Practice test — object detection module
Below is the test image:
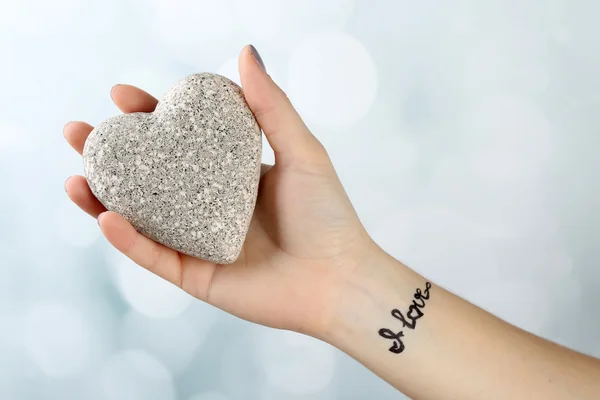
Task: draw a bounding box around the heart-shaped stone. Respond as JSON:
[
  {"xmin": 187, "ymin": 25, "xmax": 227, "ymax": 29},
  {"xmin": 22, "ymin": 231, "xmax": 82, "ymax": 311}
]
[{"xmin": 83, "ymin": 73, "xmax": 262, "ymax": 264}]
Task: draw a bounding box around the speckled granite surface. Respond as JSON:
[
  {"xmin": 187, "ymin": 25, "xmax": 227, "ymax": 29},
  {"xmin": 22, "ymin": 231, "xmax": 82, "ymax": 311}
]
[{"xmin": 83, "ymin": 73, "xmax": 262, "ymax": 264}]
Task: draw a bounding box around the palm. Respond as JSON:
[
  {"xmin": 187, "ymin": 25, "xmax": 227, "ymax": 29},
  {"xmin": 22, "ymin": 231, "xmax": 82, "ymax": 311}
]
[{"xmin": 185, "ymin": 163, "xmax": 362, "ymax": 331}]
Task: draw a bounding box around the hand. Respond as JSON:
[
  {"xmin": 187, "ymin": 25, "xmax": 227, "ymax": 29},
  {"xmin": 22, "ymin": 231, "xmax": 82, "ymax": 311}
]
[
  {"xmin": 64, "ymin": 45, "xmax": 374, "ymax": 337},
  {"xmin": 63, "ymin": 46, "xmax": 600, "ymax": 400}
]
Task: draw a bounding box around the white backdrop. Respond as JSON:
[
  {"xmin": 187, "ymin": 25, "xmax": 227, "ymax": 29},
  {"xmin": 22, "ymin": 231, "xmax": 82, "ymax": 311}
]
[{"xmin": 1, "ymin": 0, "xmax": 599, "ymax": 399}]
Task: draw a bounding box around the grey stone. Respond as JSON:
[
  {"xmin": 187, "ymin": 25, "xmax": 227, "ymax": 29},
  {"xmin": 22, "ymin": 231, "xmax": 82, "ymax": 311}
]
[{"xmin": 83, "ymin": 73, "xmax": 262, "ymax": 264}]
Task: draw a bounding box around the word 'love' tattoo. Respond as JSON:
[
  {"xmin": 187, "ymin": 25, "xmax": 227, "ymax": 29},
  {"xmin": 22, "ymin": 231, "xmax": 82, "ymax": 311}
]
[{"xmin": 378, "ymin": 282, "xmax": 432, "ymax": 354}]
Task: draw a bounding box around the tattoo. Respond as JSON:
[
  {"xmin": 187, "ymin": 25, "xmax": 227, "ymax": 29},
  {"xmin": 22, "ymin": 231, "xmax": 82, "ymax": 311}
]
[
  {"xmin": 378, "ymin": 329, "xmax": 405, "ymax": 353},
  {"xmin": 378, "ymin": 282, "xmax": 432, "ymax": 354}
]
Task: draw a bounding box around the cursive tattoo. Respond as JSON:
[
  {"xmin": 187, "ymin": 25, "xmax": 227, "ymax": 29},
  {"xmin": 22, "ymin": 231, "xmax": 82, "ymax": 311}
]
[
  {"xmin": 378, "ymin": 282, "xmax": 432, "ymax": 354},
  {"xmin": 378, "ymin": 329, "xmax": 405, "ymax": 353}
]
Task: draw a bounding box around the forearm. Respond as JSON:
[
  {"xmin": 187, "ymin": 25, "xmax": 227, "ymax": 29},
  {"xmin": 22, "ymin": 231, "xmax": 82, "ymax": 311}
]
[{"xmin": 321, "ymin": 247, "xmax": 600, "ymax": 400}]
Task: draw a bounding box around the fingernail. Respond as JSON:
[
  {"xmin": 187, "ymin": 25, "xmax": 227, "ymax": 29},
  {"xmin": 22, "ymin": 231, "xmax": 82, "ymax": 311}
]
[
  {"xmin": 64, "ymin": 176, "xmax": 71, "ymax": 193},
  {"xmin": 249, "ymin": 45, "xmax": 266, "ymax": 72},
  {"xmin": 97, "ymin": 211, "xmax": 106, "ymax": 226}
]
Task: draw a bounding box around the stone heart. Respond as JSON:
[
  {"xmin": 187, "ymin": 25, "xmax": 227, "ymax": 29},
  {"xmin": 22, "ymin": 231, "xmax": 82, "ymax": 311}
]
[{"xmin": 83, "ymin": 73, "xmax": 262, "ymax": 264}]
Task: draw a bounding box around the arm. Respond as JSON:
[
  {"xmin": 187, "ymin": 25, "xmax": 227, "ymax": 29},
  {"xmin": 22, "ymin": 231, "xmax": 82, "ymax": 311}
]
[
  {"xmin": 323, "ymin": 247, "xmax": 600, "ymax": 400},
  {"xmin": 64, "ymin": 44, "xmax": 600, "ymax": 400}
]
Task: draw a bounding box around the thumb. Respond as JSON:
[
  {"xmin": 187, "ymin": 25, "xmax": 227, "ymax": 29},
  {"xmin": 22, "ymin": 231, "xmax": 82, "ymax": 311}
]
[{"xmin": 238, "ymin": 45, "xmax": 323, "ymax": 167}]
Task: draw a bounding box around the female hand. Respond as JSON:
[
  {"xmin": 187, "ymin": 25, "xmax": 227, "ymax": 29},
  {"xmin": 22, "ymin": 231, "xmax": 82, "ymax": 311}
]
[
  {"xmin": 64, "ymin": 45, "xmax": 600, "ymax": 400},
  {"xmin": 64, "ymin": 45, "xmax": 373, "ymax": 338}
]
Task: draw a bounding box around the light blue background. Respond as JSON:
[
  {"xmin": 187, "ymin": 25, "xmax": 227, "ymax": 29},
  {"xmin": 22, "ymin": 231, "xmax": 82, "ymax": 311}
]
[{"xmin": 1, "ymin": 0, "xmax": 599, "ymax": 399}]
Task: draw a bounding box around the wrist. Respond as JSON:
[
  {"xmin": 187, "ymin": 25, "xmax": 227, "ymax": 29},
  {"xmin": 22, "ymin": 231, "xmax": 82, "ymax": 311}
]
[{"xmin": 316, "ymin": 242, "xmax": 423, "ymax": 348}]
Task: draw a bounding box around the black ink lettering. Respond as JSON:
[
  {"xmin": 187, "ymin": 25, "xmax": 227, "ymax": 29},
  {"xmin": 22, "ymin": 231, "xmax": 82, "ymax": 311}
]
[
  {"xmin": 423, "ymin": 282, "xmax": 431, "ymax": 298},
  {"xmin": 412, "ymin": 293, "xmax": 426, "ymax": 308},
  {"xmin": 391, "ymin": 308, "xmax": 417, "ymax": 329},
  {"xmin": 407, "ymin": 301, "xmax": 424, "ymax": 321},
  {"xmin": 378, "ymin": 329, "xmax": 405, "ymax": 354},
  {"xmin": 378, "ymin": 281, "xmax": 432, "ymax": 354}
]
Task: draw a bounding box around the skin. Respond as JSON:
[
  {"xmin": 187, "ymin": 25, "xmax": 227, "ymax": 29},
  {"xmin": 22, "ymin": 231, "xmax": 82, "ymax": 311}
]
[
  {"xmin": 65, "ymin": 46, "xmax": 600, "ymax": 399},
  {"xmin": 65, "ymin": 46, "xmax": 373, "ymax": 337}
]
